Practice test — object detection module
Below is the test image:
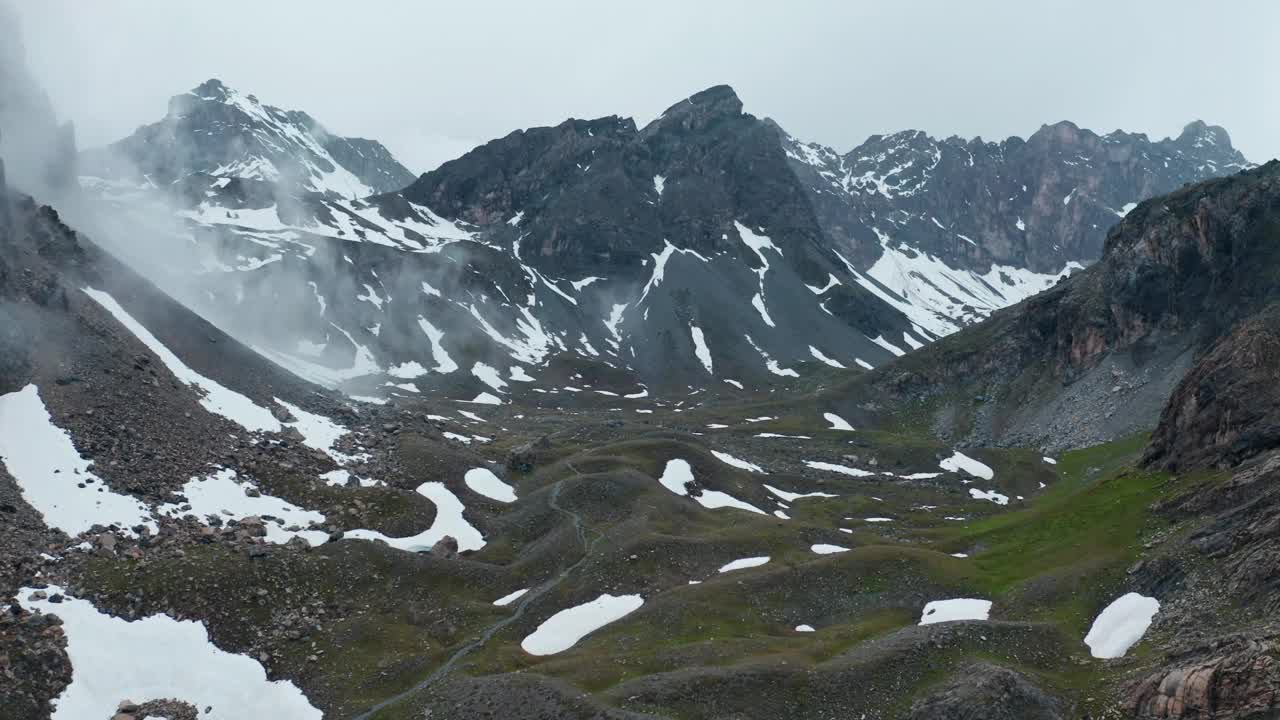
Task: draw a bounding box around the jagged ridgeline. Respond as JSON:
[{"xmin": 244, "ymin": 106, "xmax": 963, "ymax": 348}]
[{"xmin": 72, "ymin": 81, "xmax": 1247, "ymax": 402}]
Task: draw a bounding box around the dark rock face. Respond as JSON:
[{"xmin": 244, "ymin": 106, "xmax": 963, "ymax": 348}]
[
  {"xmin": 786, "ymin": 119, "xmax": 1251, "ymax": 275},
  {"xmin": 403, "ymin": 83, "xmax": 815, "ymax": 282},
  {"xmin": 1118, "ymin": 450, "xmax": 1280, "ymax": 719},
  {"xmin": 0, "ymin": 305, "xmax": 32, "ymax": 395},
  {"xmin": 853, "ymin": 161, "xmax": 1280, "ymax": 450},
  {"xmin": 907, "ymin": 662, "xmax": 1065, "ymax": 720},
  {"xmin": 80, "ymin": 79, "xmax": 414, "ymax": 197},
  {"xmin": 1145, "ymin": 306, "xmax": 1280, "ymax": 470}
]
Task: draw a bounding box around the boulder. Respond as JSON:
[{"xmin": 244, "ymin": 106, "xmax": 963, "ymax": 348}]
[
  {"xmin": 431, "ymin": 535, "xmax": 458, "ymax": 559},
  {"xmin": 507, "ymin": 435, "xmax": 552, "ymax": 473}
]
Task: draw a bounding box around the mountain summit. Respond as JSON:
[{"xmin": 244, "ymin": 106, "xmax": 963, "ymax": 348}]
[{"xmin": 80, "ymin": 79, "xmax": 415, "ymax": 198}]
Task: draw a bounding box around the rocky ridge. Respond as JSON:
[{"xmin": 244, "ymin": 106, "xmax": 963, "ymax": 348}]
[
  {"xmin": 842, "ymin": 161, "xmax": 1280, "ymax": 451},
  {"xmin": 64, "ymin": 77, "xmax": 1249, "ymax": 393}
]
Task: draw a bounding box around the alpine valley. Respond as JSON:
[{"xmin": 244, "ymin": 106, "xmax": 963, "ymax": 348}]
[{"xmin": 2, "ymin": 11, "xmax": 1279, "ymax": 720}]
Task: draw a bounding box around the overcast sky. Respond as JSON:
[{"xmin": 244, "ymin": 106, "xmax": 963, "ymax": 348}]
[{"xmin": 12, "ymin": 1, "xmax": 1279, "ymax": 174}]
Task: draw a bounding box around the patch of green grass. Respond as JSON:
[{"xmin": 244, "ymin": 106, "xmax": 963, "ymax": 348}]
[{"xmin": 926, "ymin": 433, "xmax": 1208, "ymax": 636}]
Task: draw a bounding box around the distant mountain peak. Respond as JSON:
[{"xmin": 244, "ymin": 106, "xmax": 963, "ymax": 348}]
[
  {"xmin": 91, "ymin": 80, "xmax": 416, "ymax": 198},
  {"xmin": 193, "ymin": 77, "xmax": 230, "ymax": 98},
  {"xmin": 651, "ymin": 84, "xmax": 745, "ymax": 132},
  {"xmin": 1176, "ymin": 119, "xmax": 1234, "ymax": 150}
]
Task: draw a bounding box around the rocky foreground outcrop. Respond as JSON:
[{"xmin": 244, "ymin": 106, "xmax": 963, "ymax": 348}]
[
  {"xmin": 1125, "ymin": 638, "xmax": 1279, "ymax": 719},
  {"xmin": 1145, "ymin": 305, "xmax": 1280, "ymax": 471}
]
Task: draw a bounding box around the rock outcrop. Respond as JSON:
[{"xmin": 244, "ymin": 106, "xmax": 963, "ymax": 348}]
[
  {"xmin": 0, "ymin": 603, "xmax": 72, "ymax": 720},
  {"xmin": 906, "ymin": 662, "xmax": 1066, "ymax": 720},
  {"xmin": 1125, "ymin": 639, "xmax": 1280, "ymax": 719},
  {"xmin": 844, "ymin": 161, "xmax": 1280, "ymax": 450},
  {"xmin": 1145, "ymin": 305, "xmax": 1280, "ymax": 470}
]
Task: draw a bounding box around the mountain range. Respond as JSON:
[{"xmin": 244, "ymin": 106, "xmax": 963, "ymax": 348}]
[{"xmin": 63, "ymin": 78, "xmax": 1248, "ymax": 403}]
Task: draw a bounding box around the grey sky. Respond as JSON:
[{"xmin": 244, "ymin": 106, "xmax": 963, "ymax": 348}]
[{"xmin": 12, "ymin": 0, "xmax": 1279, "ymax": 174}]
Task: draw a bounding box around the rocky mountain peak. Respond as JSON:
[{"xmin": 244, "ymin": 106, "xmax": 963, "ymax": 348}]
[
  {"xmin": 88, "ymin": 79, "xmax": 415, "ymax": 198},
  {"xmin": 1029, "ymin": 119, "xmax": 1086, "ymax": 144},
  {"xmin": 193, "ymin": 77, "xmax": 231, "ymax": 100},
  {"xmin": 168, "ymin": 77, "xmax": 239, "ymax": 116},
  {"xmin": 1175, "ymin": 119, "xmax": 1234, "ymax": 151},
  {"xmin": 649, "ymin": 84, "xmax": 745, "ymax": 133}
]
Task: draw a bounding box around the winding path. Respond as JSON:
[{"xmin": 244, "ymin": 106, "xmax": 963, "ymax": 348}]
[{"xmin": 352, "ymin": 465, "xmax": 599, "ymax": 720}]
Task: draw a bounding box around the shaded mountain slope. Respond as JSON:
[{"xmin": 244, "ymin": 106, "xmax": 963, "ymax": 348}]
[{"xmin": 830, "ymin": 161, "xmax": 1280, "ymax": 451}]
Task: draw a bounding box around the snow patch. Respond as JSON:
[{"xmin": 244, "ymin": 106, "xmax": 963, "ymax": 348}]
[
  {"xmin": 939, "ymin": 451, "xmax": 994, "ymax": 480},
  {"xmin": 656, "ymin": 459, "xmax": 766, "ymax": 515},
  {"xmin": 718, "ymin": 556, "xmax": 770, "ymax": 573},
  {"xmin": 805, "ymin": 273, "xmax": 841, "ymax": 295},
  {"xmin": 0, "ymin": 385, "xmax": 156, "ymax": 537},
  {"xmin": 690, "ymin": 325, "xmax": 713, "ymax": 373},
  {"xmin": 388, "ymin": 361, "xmax": 429, "ymax": 379},
  {"xmin": 765, "ymin": 484, "xmax": 837, "ymax": 502},
  {"xmin": 968, "ymin": 488, "xmax": 1009, "ymax": 505},
  {"xmin": 919, "ymin": 598, "xmax": 992, "ymax": 625},
  {"xmin": 823, "ymin": 413, "xmax": 855, "ymax": 431},
  {"xmin": 494, "ymin": 588, "xmax": 529, "ymax": 607},
  {"xmin": 464, "ymin": 468, "xmax": 516, "ymax": 503},
  {"xmin": 19, "ymin": 586, "xmax": 322, "ymax": 720},
  {"xmin": 804, "ymin": 460, "xmax": 874, "ymax": 478},
  {"xmin": 711, "ymin": 450, "xmax": 764, "ymax": 473},
  {"xmin": 417, "ymin": 316, "xmax": 459, "ymax": 373},
  {"xmin": 1084, "ymin": 593, "xmax": 1159, "ymax": 659},
  {"xmin": 521, "ymin": 594, "xmax": 644, "ymax": 656},
  {"xmin": 160, "ymin": 469, "xmax": 327, "ymax": 546},
  {"xmin": 472, "ymin": 362, "xmax": 508, "ymax": 392},
  {"xmin": 809, "ymin": 346, "xmax": 845, "ymax": 368},
  {"xmin": 345, "ymin": 481, "xmax": 485, "ymax": 552}
]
